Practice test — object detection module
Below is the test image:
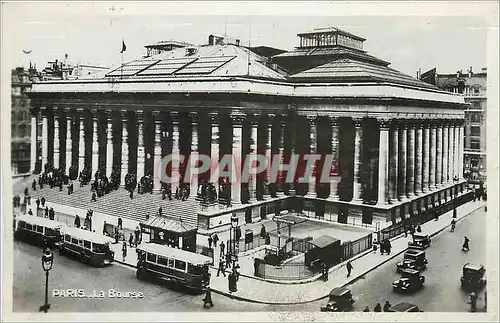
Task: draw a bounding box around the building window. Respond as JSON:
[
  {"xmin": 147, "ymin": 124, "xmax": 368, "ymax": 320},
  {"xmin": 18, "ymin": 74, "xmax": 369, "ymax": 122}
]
[
  {"xmin": 470, "ymin": 139, "xmax": 480, "ymax": 150},
  {"xmin": 470, "ymin": 113, "xmax": 481, "ymax": 124},
  {"xmin": 470, "ymin": 126, "xmax": 481, "ymax": 137}
]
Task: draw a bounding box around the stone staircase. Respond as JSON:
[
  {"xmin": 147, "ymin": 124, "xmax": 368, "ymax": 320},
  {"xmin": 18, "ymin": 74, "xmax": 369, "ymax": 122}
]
[{"xmin": 28, "ymin": 183, "xmax": 199, "ymax": 227}]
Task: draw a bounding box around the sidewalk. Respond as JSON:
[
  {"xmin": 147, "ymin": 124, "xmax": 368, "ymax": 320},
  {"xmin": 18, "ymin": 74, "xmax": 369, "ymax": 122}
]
[{"xmin": 109, "ymin": 199, "xmax": 485, "ymax": 304}]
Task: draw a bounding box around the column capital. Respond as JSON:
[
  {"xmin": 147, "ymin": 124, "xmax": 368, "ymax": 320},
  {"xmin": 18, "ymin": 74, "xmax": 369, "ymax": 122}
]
[
  {"xmin": 266, "ymin": 113, "xmax": 276, "ymax": 124},
  {"xmin": 209, "ymin": 112, "xmax": 219, "ymax": 124},
  {"xmin": 306, "ymin": 115, "xmax": 318, "ymax": 125},
  {"xmin": 170, "ymin": 111, "xmax": 180, "ymax": 124},
  {"xmin": 246, "ymin": 113, "xmax": 260, "ymax": 125},
  {"xmin": 136, "ymin": 110, "xmax": 144, "ymax": 120},
  {"xmin": 352, "ymin": 117, "xmax": 364, "ymax": 127},
  {"xmin": 229, "ymin": 112, "xmax": 246, "ymax": 125},
  {"xmin": 414, "ymin": 120, "xmax": 423, "ymax": 129},
  {"xmin": 120, "ymin": 110, "xmax": 129, "ymax": 121},
  {"xmin": 329, "ymin": 116, "xmax": 339, "ymax": 126},
  {"xmin": 189, "ymin": 111, "xmax": 199, "ymax": 124},
  {"xmin": 376, "ymin": 117, "xmax": 392, "ymax": 129}
]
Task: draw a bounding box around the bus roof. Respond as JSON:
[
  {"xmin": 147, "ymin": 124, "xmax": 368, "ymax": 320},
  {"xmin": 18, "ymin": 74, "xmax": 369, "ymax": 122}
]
[
  {"xmin": 62, "ymin": 226, "xmax": 114, "ymax": 244},
  {"xmin": 17, "ymin": 215, "xmax": 65, "ymax": 230},
  {"xmin": 137, "ymin": 243, "xmax": 212, "ymax": 265}
]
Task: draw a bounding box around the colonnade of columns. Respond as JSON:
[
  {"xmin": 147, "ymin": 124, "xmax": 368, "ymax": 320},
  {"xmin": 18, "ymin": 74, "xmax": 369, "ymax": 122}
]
[{"xmin": 31, "ymin": 107, "xmax": 465, "ymax": 206}]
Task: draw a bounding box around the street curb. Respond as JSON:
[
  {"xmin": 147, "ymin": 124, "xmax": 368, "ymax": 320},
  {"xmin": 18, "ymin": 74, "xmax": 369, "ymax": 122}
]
[
  {"xmin": 210, "ymin": 202, "xmax": 485, "ymax": 305},
  {"xmin": 114, "ymin": 259, "xmax": 137, "ymax": 269}
]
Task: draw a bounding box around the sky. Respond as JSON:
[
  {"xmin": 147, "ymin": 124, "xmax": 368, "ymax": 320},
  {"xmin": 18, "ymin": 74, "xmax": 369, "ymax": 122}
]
[{"xmin": 3, "ymin": 2, "xmax": 495, "ymax": 77}]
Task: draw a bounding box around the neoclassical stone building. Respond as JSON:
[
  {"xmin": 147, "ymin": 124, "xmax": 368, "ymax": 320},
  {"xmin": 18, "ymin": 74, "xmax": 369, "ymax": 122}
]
[{"xmin": 28, "ymin": 27, "xmax": 467, "ymax": 230}]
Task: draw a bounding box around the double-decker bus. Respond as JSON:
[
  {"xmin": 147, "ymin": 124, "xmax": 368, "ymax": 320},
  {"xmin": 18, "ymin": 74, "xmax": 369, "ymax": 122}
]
[
  {"xmin": 14, "ymin": 214, "xmax": 64, "ymax": 248},
  {"xmin": 59, "ymin": 226, "xmax": 114, "ymax": 266},
  {"xmin": 136, "ymin": 243, "xmax": 211, "ymax": 292}
]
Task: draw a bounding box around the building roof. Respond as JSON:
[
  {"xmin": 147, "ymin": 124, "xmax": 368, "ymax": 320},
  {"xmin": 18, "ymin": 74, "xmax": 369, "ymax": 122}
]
[
  {"xmin": 297, "ymin": 26, "xmax": 366, "ymax": 41},
  {"xmin": 105, "ymin": 44, "xmax": 287, "ymax": 81},
  {"xmin": 141, "ymin": 215, "xmax": 197, "ymax": 233},
  {"xmin": 137, "ymin": 242, "xmax": 212, "ymax": 265},
  {"xmin": 145, "ymin": 40, "xmax": 194, "ymax": 48},
  {"xmin": 289, "ymin": 58, "xmax": 438, "ymax": 90},
  {"xmin": 309, "ymin": 235, "xmax": 339, "ymax": 248}
]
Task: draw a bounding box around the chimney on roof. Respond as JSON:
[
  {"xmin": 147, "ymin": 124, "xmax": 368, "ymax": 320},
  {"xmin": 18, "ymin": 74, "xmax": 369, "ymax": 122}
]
[{"xmin": 468, "ymin": 66, "xmax": 473, "ymax": 77}]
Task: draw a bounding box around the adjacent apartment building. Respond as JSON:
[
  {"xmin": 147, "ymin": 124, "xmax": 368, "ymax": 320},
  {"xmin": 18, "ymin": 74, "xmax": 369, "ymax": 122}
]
[{"xmin": 420, "ymin": 67, "xmax": 487, "ymax": 183}]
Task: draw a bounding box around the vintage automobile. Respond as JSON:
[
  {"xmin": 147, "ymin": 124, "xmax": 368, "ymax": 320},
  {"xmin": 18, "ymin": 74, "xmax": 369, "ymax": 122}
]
[
  {"xmin": 320, "ymin": 287, "xmax": 355, "ymax": 312},
  {"xmin": 396, "ymin": 249, "xmax": 428, "ymax": 273},
  {"xmin": 460, "ymin": 263, "xmax": 486, "ymax": 291},
  {"xmin": 408, "ymin": 234, "xmax": 431, "ymax": 249},
  {"xmin": 393, "ymin": 268, "xmax": 425, "ymax": 293},
  {"xmin": 387, "ymin": 302, "xmax": 424, "ymax": 312}
]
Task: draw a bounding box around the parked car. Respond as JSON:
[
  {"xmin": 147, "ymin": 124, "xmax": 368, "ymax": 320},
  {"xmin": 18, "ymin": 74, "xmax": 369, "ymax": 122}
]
[
  {"xmin": 461, "ymin": 263, "xmax": 486, "ymax": 291},
  {"xmin": 408, "ymin": 234, "xmax": 431, "ymax": 249},
  {"xmin": 387, "ymin": 302, "xmax": 424, "ymax": 312},
  {"xmin": 396, "ymin": 249, "xmax": 428, "ymax": 273},
  {"xmin": 320, "ymin": 287, "xmax": 355, "ymax": 312},
  {"xmin": 393, "ymin": 268, "xmax": 425, "ymax": 293}
]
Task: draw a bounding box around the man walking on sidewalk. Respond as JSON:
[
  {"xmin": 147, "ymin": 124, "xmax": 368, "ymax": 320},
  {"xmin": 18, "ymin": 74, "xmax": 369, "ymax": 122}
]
[
  {"xmin": 346, "ymin": 260, "xmax": 353, "ymax": 278},
  {"xmin": 217, "ymin": 259, "xmax": 226, "ymax": 277},
  {"xmin": 213, "ymin": 234, "xmax": 219, "ymax": 247},
  {"xmin": 220, "ymin": 241, "xmax": 225, "ymax": 257},
  {"xmin": 208, "ymin": 236, "xmax": 213, "ymax": 249},
  {"xmin": 122, "ymin": 241, "xmax": 127, "ymax": 262}
]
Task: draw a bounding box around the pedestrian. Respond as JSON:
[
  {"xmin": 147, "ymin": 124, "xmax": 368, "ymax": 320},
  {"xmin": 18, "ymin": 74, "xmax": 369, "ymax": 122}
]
[
  {"xmin": 228, "ymin": 272, "xmax": 237, "ymax": 293},
  {"xmin": 385, "ymin": 239, "xmax": 391, "ymax": 255},
  {"xmin": 32, "ymin": 179, "xmax": 37, "ymax": 191},
  {"xmin": 374, "ymin": 303, "xmax": 382, "ymax": 312},
  {"xmin": 118, "ymin": 217, "xmax": 123, "ymax": 230},
  {"xmin": 217, "ymin": 259, "xmax": 226, "ymax": 277},
  {"xmin": 416, "ymin": 225, "xmax": 422, "ymax": 233},
  {"xmin": 380, "ymin": 239, "xmax": 386, "ymax": 255},
  {"xmin": 363, "ymin": 305, "xmax": 370, "ymax": 312},
  {"xmin": 115, "ymin": 227, "xmax": 120, "ymax": 244},
  {"xmin": 39, "ymin": 196, "xmax": 44, "ymax": 206},
  {"xmin": 145, "ymin": 212, "xmax": 150, "ymax": 221},
  {"xmin": 24, "ymin": 187, "xmax": 29, "ymax": 196},
  {"xmin": 36, "ymin": 198, "xmax": 40, "ymax": 209},
  {"xmin": 158, "ymin": 206, "xmax": 162, "ymax": 216},
  {"xmin": 208, "ymin": 236, "xmax": 213, "ymax": 249},
  {"xmin": 91, "ymin": 191, "xmax": 97, "ymax": 202},
  {"xmin": 103, "ymin": 221, "xmax": 107, "ymax": 235},
  {"xmin": 122, "ymin": 241, "xmax": 127, "ymax": 261},
  {"xmin": 203, "ymin": 287, "xmax": 214, "ymax": 308},
  {"xmin": 220, "ymin": 241, "xmax": 225, "ymax": 257},
  {"xmin": 49, "ymin": 208, "xmax": 55, "ymax": 220},
  {"xmin": 383, "ymin": 300, "xmax": 391, "ymax": 312},
  {"xmin": 260, "ymin": 224, "xmax": 267, "ymax": 239},
  {"xmin": 225, "ymin": 252, "xmax": 232, "ymax": 269},
  {"xmin": 434, "ymin": 210, "xmax": 439, "ymax": 221},
  {"xmin": 451, "ymin": 219, "xmax": 456, "ymax": 232},
  {"xmin": 27, "ymin": 195, "xmax": 31, "ymax": 205},
  {"xmin": 129, "ymin": 190, "xmax": 134, "ymax": 199},
  {"xmin": 135, "ymin": 226, "xmax": 141, "ymax": 246},
  {"xmin": 28, "ymin": 209, "xmax": 33, "ymax": 216},
  {"xmin": 129, "ymin": 233, "xmax": 134, "ymax": 247},
  {"xmin": 45, "ymin": 206, "xmax": 49, "ymax": 218},
  {"xmin": 265, "ymin": 233, "xmax": 271, "ymax": 245},
  {"xmin": 74, "ymin": 215, "xmax": 81, "ymax": 228},
  {"xmin": 404, "ymin": 225, "xmax": 408, "ymax": 238},
  {"xmin": 213, "ymin": 233, "xmax": 219, "ymax": 247},
  {"xmin": 346, "ymin": 260, "xmax": 353, "ymax": 278},
  {"xmin": 463, "ymin": 236, "xmax": 470, "ymax": 251}
]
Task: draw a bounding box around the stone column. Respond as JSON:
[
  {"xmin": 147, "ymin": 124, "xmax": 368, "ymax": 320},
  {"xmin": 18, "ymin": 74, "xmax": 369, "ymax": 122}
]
[
  {"xmin": 328, "ymin": 116, "xmax": 340, "ymax": 200},
  {"xmin": 42, "ymin": 113, "xmax": 48, "ymax": 167},
  {"xmin": 454, "ymin": 122, "xmax": 460, "ymax": 178},
  {"xmin": 436, "ymin": 121, "xmax": 443, "ymax": 187},
  {"xmin": 306, "ymin": 116, "xmax": 317, "ymax": 197},
  {"xmin": 422, "ymin": 121, "xmax": 430, "ymax": 192},
  {"xmin": 276, "ymin": 116, "xmax": 286, "ymax": 196},
  {"xmin": 136, "ymin": 111, "xmax": 145, "ymax": 181},
  {"xmin": 397, "ymin": 121, "xmax": 407, "ymax": 200},
  {"xmin": 388, "ymin": 121, "xmax": 399, "ymax": 203},
  {"xmin": 30, "ymin": 114, "xmax": 37, "ymax": 172},
  {"xmin": 171, "ymin": 113, "xmax": 181, "ymax": 191},
  {"xmin": 406, "ymin": 121, "xmax": 415, "ymax": 197},
  {"xmin": 189, "ymin": 112, "xmax": 199, "ymax": 198},
  {"xmin": 120, "ymin": 112, "xmax": 129, "ymax": 186},
  {"xmin": 91, "ymin": 113, "xmax": 99, "ymax": 176},
  {"xmin": 231, "ymin": 113, "xmax": 244, "ymax": 205},
  {"xmin": 53, "ymin": 114, "xmax": 60, "ymax": 169},
  {"xmin": 209, "ymin": 113, "xmax": 219, "ymax": 187},
  {"xmin": 65, "ymin": 112, "xmax": 72, "ymax": 174},
  {"xmin": 248, "ymin": 114, "xmax": 258, "ymax": 202},
  {"xmin": 264, "ymin": 114, "xmax": 274, "ymax": 200},
  {"xmin": 377, "ymin": 118, "xmax": 390, "ymax": 204},
  {"xmin": 448, "ymin": 124, "xmax": 455, "ymax": 183},
  {"xmin": 458, "ymin": 121, "xmax": 464, "ymax": 179},
  {"xmin": 429, "ymin": 121, "xmax": 437, "ymax": 190},
  {"xmin": 153, "ymin": 113, "xmax": 162, "ymax": 191},
  {"xmin": 415, "ymin": 121, "xmax": 423, "ymax": 195},
  {"xmin": 78, "ymin": 112, "xmax": 85, "ymax": 172},
  {"xmin": 105, "ymin": 112, "xmax": 113, "ymax": 177},
  {"xmin": 442, "ymin": 121, "xmax": 449, "ymax": 184},
  {"xmin": 352, "ymin": 117, "xmax": 364, "ymax": 202}
]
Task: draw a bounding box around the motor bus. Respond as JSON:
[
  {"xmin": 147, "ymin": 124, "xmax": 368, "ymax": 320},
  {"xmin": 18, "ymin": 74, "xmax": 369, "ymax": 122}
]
[
  {"xmin": 14, "ymin": 214, "xmax": 64, "ymax": 248},
  {"xmin": 136, "ymin": 243, "xmax": 211, "ymax": 292},
  {"xmin": 59, "ymin": 226, "xmax": 114, "ymax": 266}
]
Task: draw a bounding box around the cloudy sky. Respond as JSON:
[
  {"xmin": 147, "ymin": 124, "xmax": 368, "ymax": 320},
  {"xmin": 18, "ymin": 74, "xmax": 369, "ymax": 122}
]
[{"xmin": 3, "ymin": 2, "xmax": 496, "ymax": 77}]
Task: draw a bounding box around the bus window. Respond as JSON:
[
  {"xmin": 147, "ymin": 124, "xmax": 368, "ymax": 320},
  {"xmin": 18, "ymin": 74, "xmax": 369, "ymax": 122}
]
[
  {"xmin": 78, "ymin": 240, "xmax": 84, "ymax": 246},
  {"xmin": 65, "ymin": 234, "xmax": 71, "ymax": 242},
  {"xmin": 36, "ymin": 225, "xmax": 44, "ymax": 233},
  {"xmin": 157, "ymin": 256, "xmax": 168, "ymax": 266},
  {"xmin": 45, "ymin": 228, "xmax": 57, "ymax": 236},
  {"xmin": 175, "ymin": 260, "xmax": 186, "ymax": 271},
  {"xmin": 26, "ymin": 223, "xmax": 33, "ymax": 231},
  {"xmin": 19, "ymin": 221, "xmax": 26, "ymax": 229},
  {"xmin": 92, "ymin": 243, "xmax": 105, "ymax": 253},
  {"xmin": 187, "ymin": 264, "xmax": 202, "ymax": 275},
  {"xmin": 147, "ymin": 253, "xmax": 157, "ymax": 263},
  {"xmin": 71, "ymin": 237, "xmax": 78, "ymax": 244},
  {"xmin": 168, "ymin": 258, "xmax": 175, "ymax": 268},
  {"xmin": 83, "ymin": 240, "xmax": 91, "ymax": 249}
]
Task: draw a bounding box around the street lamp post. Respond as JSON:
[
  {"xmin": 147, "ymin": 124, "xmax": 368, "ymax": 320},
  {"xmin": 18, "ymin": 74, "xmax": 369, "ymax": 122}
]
[
  {"xmin": 39, "ymin": 248, "xmax": 54, "ymax": 313},
  {"xmin": 453, "ymin": 176, "xmax": 459, "ymax": 218},
  {"xmin": 230, "ymin": 213, "xmax": 239, "ymax": 267}
]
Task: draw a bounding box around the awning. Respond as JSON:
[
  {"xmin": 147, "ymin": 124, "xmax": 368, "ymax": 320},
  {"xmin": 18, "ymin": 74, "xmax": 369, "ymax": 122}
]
[
  {"xmin": 309, "ymin": 235, "xmax": 339, "ymax": 249},
  {"xmin": 141, "ymin": 216, "xmax": 197, "ymax": 233}
]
